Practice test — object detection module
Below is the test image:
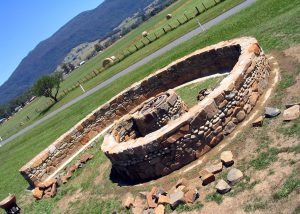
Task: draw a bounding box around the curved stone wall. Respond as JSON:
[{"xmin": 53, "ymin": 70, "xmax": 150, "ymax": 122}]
[
  {"xmin": 19, "ymin": 37, "xmax": 270, "ymax": 186},
  {"xmin": 101, "ymin": 37, "xmax": 270, "ymax": 182}
]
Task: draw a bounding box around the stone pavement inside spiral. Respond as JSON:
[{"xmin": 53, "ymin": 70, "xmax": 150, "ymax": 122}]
[{"xmin": 19, "ymin": 37, "xmax": 280, "ymax": 212}]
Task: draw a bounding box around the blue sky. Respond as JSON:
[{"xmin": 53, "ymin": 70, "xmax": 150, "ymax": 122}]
[{"xmin": 0, "ymin": 0, "xmax": 104, "ymax": 86}]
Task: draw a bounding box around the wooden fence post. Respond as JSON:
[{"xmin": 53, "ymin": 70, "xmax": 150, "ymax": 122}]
[
  {"xmin": 141, "ymin": 40, "xmax": 146, "ymax": 47},
  {"xmin": 195, "ymin": 6, "xmax": 201, "ymax": 16},
  {"xmin": 184, "ymin": 13, "xmax": 189, "ymax": 21}
]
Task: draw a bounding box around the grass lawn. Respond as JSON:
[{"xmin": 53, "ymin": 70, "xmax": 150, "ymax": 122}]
[
  {"xmin": 0, "ymin": 0, "xmax": 243, "ymax": 141},
  {"xmin": 176, "ymin": 76, "xmax": 225, "ymax": 107},
  {"xmin": 0, "ymin": 0, "xmax": 299, "ymax": 208}
]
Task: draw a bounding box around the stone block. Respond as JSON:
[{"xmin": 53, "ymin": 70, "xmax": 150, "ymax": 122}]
[
  {"xmin": 227, "ymin": 168, "xmax": 243, "ymax": 185},
  {"xmin": 175, "ymin": 178, "xmax": 189, "ymax": 189},
  {"xmin": 248, "ymin": 43, "xmax": 261, "ymax": 55},
  {"xmin": 252, "ymin": 116, "xmax": 264, "ymax": 127},
  {"xmin": 32, "ymin": 187, "xmax": 43, "ymax": 200},
  {"xmin": 216, "ymin": 179, "xmax": 231, "ymax": 194},
  {"xmin": 184, "ymin": 189, "xmax": 199, "ymax": 203},
  {"xmin": 199, "ymin": 169, "xmax": 215, "ymax": 186},
  {"xmin": 203, "ymin": 100, "xmax": 219, "ymax": 119},
  {"xmin": 190, "ymin": 110, "xmax": 207, "ymax": 128},
  {"xmin": 43, "ymin": 178, "xmax": 56, "ymax": 188},
  {"xmin": 205, "ymin": 161, "xmax": 223, "ymax": 174},
  {"xmin": 265, "ymin": 107, "xmax": 281, "ymax": 118},
  {"xmin": 220, "ymin": 151, "xmax": 234, "ymax": 167},
  {"xmin": 249, "ymin": 92, "xmax": 259, "ymax": 106},
  {"xmin": 223, "ymin": 121, "xmax": 236, "ymax": 135},
  {"xmin": 283, "ymin": 105, "xmax": 300, "ymax": 121},
  {"xmin": 236, "ymin": 110, "xmax": 246, "ymax": 122},
  {"xmin": 122, "ymin": 193, "xmax": 134, "ymax": 209},
  {"xmin": 165, "ymin": 132, "xmax": 184, "ymax": 144},
  {"xmin": 158, "ymin": 195, "xmax": 170, "ymax": 205},
  {"xmin": 169, "ymin": 190, "xmax": 185, "ymax": 209},
  {"xmin": 154, "ymin": 204, "xmax": 165, "ymax": 214}
]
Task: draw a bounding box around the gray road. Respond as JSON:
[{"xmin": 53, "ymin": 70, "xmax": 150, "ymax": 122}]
[{"xmin": 0, "ymin": 0, "xmax": 256, "ymax": 146}]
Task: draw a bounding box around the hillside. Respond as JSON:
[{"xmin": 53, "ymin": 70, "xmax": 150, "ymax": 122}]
[{"xmin": 0, "ymin": 0, "xmax": 162, "ymax": 104}]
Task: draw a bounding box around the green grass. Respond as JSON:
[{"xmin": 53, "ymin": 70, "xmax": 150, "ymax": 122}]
[
  {"xmin": 294, "ymin": 204, "xmax": 300, "ymax": 214},
  {"xmin": 205, "ymin": 192, "xmax": 223, "ymax": 204},
  {"xmin": 250, "ymin": 148, "xmax": 279, "ymax": 170},
  {"xmin": 0, "ymin": 0, "xmax": 299, "ymax": 202},
  {"xmin": 227, "ymin": 176, "xmax": 258, "ymax": 197},
  {"xmin": 243, "ymin": 199, "xmax": 268, "ymax": 212},
  {"xmin": 277, "ymin": 118, "xmax": 300, "ymax": 137},
  {"xmin": 167, "ymin": 202, "xmax": 204, "ymax": 213},
  {"xmin": 22, "ymin": 139, "xmax": 130, "ymax": 214},
  {"xmin": 273, "ymin": 168, "xmax": 300, "ymax": 200},
  {"xmin": 176, "ymin": 76, "xmax": 224, "ymax": 107},
  {"xmin": 0, "ymin": 0, "xmax": 243, "ymax": 141}
]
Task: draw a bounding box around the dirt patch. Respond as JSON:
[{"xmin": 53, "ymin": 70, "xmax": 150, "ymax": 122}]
[
  {"xmin": 271, "ymin": 47, "xmax": 299, "ymax": 74},
  {"xmin": 94, "ymin": 161, "xmax": 110, "ymax": 185},
  {"xmin": 284, "ymin": 45, "xmax": 300, "ymax": 63},
  {"xmin": 56, "ymin": 189, "xmax": 83, "ymax": 213},
  {"xmin": 286, "ymin": 74, "xmax": 300, "ymax": 99}
]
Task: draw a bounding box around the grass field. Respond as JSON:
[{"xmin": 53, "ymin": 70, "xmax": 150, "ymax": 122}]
[
  {"xmin": 0, "ymin": 0, "xmax": 299, "ymax": 209},
  {"xmin": 0, "ymin": 0, "xmax": 243, "ymax": 141}
]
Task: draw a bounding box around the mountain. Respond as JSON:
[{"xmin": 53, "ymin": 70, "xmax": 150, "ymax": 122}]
[{"xmin": 0, "ymin": 0, "xmax": 157, "ymax": 104}]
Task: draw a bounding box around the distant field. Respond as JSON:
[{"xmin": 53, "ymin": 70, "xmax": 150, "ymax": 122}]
[
  {"xmin": 0, "ymin": 0, "xmax": 243, "ymax": 141},
  {"xmin": 0, "ymin": 0, "xmax": 299, "ymax": 202}
]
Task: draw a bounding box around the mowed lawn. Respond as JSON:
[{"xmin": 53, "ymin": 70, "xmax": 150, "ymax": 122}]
[
  {"xmin": 0, "ymin": 0, "xmax": 243, "ymax": 141},
  {"xmin": 0, "ymin": 0, "xmax": 299, "ymax": 203}
]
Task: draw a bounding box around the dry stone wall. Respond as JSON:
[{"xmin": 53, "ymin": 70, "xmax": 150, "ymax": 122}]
[
  {"xmin": 19, "ymin": 37, "xmax": 269, "ymax": 186},
  {"xmin": 101, "ymin": 37, "xmax": 271, "ymax": 182}
]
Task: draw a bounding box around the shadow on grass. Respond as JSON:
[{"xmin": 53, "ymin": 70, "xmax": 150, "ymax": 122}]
[{"xmin": 39, "ymin": 96, "xmax": 64, "ymax": 116}]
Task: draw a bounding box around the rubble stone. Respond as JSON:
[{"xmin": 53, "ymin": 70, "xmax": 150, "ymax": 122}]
[
  {"xmin": 154, "ymin": 204, "xmax": 165, "ymax": 214},
  {"xmin": 32, "ymin": 187, "xmax": 43, "ymax": 200},
  {"xmin": 283, "ymin": 105, "xmax": 300, "ymax": 121},
  {"xmin": 43, "ymin": 178, "xmax": 56, "ymax": 188},
  {"xmin": 265, "ymin": 107, "xmax": 281, "ymax": 118},
  {"xmin": 158, "ymin": 195, "xmax": 170, "ymax": 205},
  {"xmin": 252, "ymin": 116, "xmax": 264, "ymax": 127},
  {"xmin": 169, "ymin": 190, "xmax": 185, "ymax": 209},
  {"xmin": 227, "ymin": 168, "xmax": 243, "ymax": 185},
  {"xmin": 199, "ymin": 169, "xmax": 215, "ymax": 186},
  {"xmin": 220, "ymin": 151, "xmax": 234, "ymax": 167},
  {"xmin": 216, "ymin": 179, "xmax": 231, "ymax": 194},
  {"xmin": 122, "ymin": 193, "xmax": 134, "ymax": 209},
  {"xmin": 205, "ymin": 161, "xmax": 223, "ymax": 174},
  {"xmin": 184, "ymin": 189, "xmax": 199, "ymax": 203},
  {"xmin": 175, "ymin": 178, "xmax": 188, "ymax": 189}
]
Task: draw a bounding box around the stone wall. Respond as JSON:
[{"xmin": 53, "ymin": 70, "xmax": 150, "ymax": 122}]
[
  {"xmin": 101, "ymin": 37, "xmax": 271, "ymax": 182},
  {"xmin": 19, "ymin": 37, "xmax": 269, "ymax": 186}
]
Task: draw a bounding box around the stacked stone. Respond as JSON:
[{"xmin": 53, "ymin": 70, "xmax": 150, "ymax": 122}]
[
  {"xmin": 109, "ymin": 91, "xmax": 188, "ymax": 144},
  {"xmin": 197, "ymin": 88, "xmax": 211, "ymax": 101},
  {"xmin": 102, "ymin": 38, "xmax": 271, "ymax": 182},
  {"xmin": 20, "ymin": 37, "xmax": 269, "ymax": 187}
]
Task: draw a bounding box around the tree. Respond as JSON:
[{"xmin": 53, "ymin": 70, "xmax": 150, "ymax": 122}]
[
  {"xmin": 94, "ymin": 43, "xmax": 103, "ymax": 52},
  {"xmin": 61, "ymin": 63, "xmax": 71, "ymax": 74},
  {"xmin": 33, "ymin": 73, "xmax": 62, "ymax": 102}
]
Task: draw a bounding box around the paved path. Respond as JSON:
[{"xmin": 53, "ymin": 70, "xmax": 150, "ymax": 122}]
[{"xmin": 0, "ymin": 0, "xmax": 256, "ymax": 147}]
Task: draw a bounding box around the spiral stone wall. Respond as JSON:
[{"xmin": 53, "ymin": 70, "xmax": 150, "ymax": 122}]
[
  {"xmin": 19, "ymin": 37, "xmax": 270, "ymax": 186},
  {"xmin": 101, "ymin": 37, "xmax": 270, "ymax": 181}
]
